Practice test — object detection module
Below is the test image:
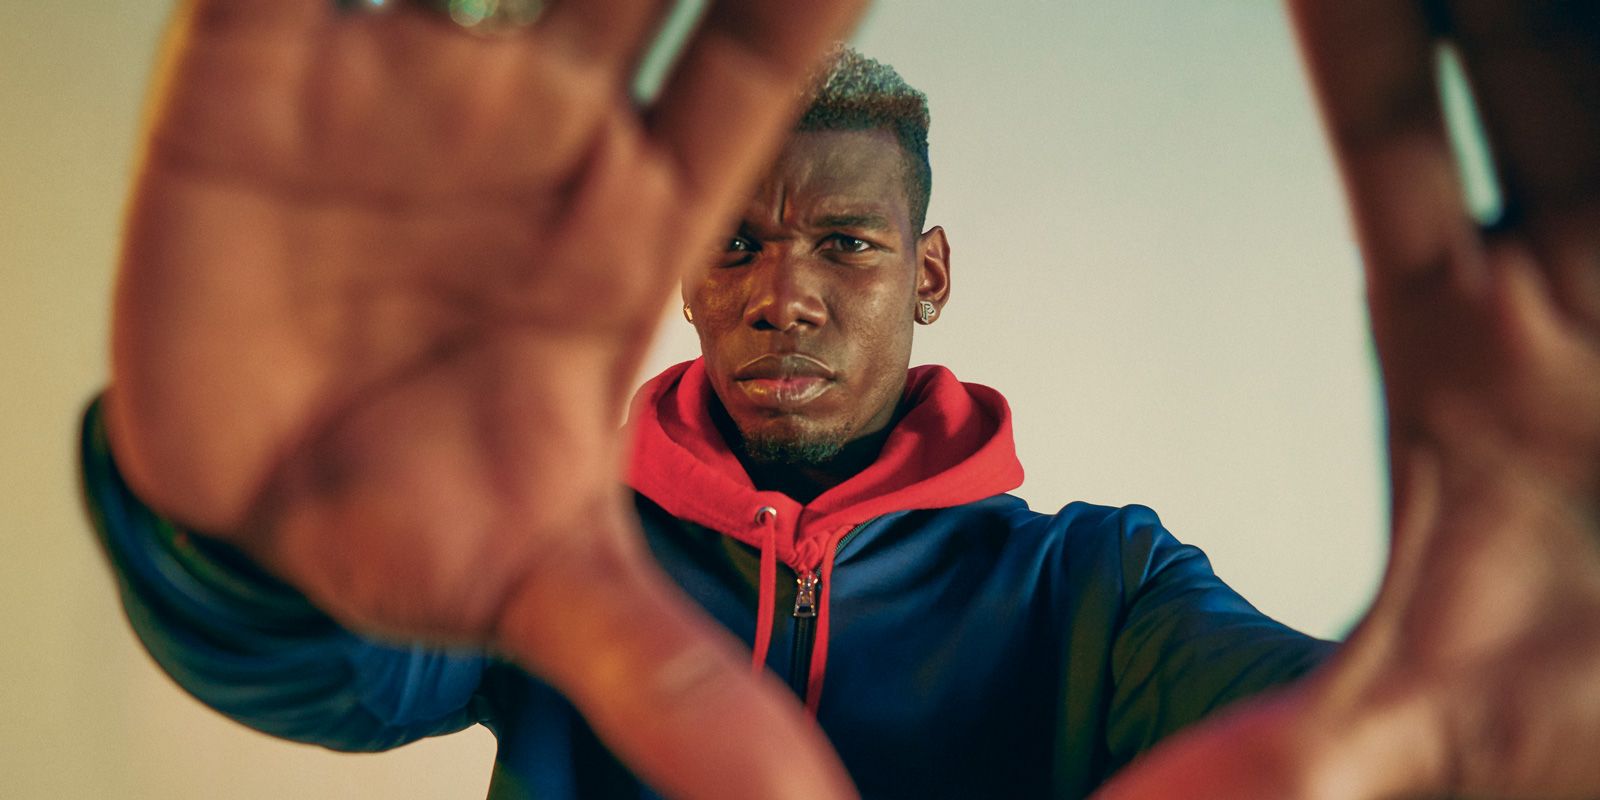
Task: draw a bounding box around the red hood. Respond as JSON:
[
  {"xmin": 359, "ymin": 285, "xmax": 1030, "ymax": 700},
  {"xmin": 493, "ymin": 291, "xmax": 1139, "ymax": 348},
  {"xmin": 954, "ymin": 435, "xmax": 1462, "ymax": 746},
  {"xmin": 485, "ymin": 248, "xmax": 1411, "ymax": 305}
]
[{"xmin": 625, "ymin": 358, "xmax": 1024, "ymax": 571}]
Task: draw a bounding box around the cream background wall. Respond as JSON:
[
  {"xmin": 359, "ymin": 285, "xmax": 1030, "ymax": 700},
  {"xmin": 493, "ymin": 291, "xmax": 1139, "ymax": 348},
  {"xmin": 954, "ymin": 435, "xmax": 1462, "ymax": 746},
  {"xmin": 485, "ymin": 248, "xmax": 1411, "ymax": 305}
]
[{"xmin": 1, "ymin": 1, "xmax": 1387, "ymax": 797}]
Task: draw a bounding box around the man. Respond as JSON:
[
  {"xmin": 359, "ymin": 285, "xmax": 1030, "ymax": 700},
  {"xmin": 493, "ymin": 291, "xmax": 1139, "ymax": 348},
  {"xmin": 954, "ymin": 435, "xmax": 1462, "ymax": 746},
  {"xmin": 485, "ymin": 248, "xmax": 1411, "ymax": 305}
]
[
  {"xmin": 89, "ymin": 0, "xmax": 1600, "ymax": 798},
  {"xmin": 88, "ymin": 40, "xmax": 1334, "ymax": 795}
]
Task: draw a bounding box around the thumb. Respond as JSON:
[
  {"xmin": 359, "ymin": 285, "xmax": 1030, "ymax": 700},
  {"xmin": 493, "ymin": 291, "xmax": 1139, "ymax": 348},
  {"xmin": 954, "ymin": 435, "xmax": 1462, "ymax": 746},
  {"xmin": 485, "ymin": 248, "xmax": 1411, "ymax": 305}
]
[
  {"xmin": 495, "ymin": 525, "xmax": 857, "ymax": 800},
  {"xmin": 1090, "ymin": 687, "xmax": 1421, "ymax": 800}
]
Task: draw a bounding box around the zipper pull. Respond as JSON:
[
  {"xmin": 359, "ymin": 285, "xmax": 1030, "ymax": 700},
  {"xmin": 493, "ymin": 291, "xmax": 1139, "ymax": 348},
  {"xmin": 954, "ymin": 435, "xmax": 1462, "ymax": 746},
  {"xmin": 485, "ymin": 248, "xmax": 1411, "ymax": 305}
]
[{"xmin": 794, "ymin": 570, "xmax": 819, "ymax": 618}]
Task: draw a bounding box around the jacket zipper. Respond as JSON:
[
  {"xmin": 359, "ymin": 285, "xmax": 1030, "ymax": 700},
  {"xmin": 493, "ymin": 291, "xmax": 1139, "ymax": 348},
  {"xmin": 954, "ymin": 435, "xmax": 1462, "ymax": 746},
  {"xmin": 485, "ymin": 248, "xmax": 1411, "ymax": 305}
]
[
  {"xmin": 786, "ymin": 521, "xmax": 873, "ymax": 699},
  {"xmin": 788, "ymin": 570, "xmax": 819, "ymax": 696}
]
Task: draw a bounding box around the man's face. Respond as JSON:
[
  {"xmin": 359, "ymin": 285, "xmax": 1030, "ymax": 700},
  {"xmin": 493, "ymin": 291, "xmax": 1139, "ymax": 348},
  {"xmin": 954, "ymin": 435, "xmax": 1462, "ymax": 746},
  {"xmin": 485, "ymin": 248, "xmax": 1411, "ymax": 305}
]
[{"xmin": 685, "ymin": 129, "xmax": 949, "ymax": 464}]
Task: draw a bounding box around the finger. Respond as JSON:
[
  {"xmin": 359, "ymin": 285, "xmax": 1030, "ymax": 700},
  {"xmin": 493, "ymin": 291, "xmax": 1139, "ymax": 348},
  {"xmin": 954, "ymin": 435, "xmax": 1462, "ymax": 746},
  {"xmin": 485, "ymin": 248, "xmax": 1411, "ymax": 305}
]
[
  {"xmin": 1092, "ymin": 696, "xmax": 1320, "ymax": 800},
  {"xmin": 647, "ymin": 0, "xmax": 868, "ymax": 223},
  {"xmin": 1444, "ymin": 0, "xmax": 1600, "ymax": 327},
  {"xmin": 185, "ymin": 0, "xmax": 332, "ymax": 32},
  {"xmin": 538, "ymin": 0, "xmax": 677, "ymax": 83},
  {"xmin": 1443, "ymin": 1, "xmax": 1600, "ymax": 218},
  {"xmin": 1091, "ymin": 686, "xmax": 1440, "ymax": 800},
  {"xmin": 1288, "ymin": 0, "xmax": 1478, "ymax": 294},
  {"xmin": 496, "ymin": 525, "xmax": 857, "ymax": 800}
]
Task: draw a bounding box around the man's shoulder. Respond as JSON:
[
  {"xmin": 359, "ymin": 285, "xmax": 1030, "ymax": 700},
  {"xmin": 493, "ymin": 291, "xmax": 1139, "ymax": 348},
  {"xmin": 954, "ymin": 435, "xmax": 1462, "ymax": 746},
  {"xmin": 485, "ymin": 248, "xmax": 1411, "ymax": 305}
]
[
  {"xmin": 935, "ymin": 496, "xmax": 1202, "ymax": 595},
  {"xmin": 962, "ymin": 496, "xmax": 1175, "ymax": 551}
]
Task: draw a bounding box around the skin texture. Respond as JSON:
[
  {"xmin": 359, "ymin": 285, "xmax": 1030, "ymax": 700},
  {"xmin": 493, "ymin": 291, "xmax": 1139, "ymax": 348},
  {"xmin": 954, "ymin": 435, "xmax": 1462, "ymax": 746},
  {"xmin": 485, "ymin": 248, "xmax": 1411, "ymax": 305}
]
[
  {"xmin": 106, "ymin": 1, "xmax": 868, "ymax": 797},
  {"xmin": 102, "ymin": 0, "xmax": 1600, "ymax": 797},
  {"xmin": 685, "ymin": 129, "xmax": 950, "ymax": 500},
  {"xmin": 1096, "ymin": 2, "xmax": 1600, "ymax": 798}
]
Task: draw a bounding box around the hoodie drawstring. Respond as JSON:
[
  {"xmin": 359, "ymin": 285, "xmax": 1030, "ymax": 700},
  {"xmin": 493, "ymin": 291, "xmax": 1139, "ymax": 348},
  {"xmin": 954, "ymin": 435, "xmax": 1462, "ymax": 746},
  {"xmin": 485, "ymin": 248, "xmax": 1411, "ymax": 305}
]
[
  {"xmin": 803, "ymin": 534, "xmax": 845, "ymax": 713},
  {"xmin": 749, "ymin": 506, "xmax": 780, "ymax": 674}
]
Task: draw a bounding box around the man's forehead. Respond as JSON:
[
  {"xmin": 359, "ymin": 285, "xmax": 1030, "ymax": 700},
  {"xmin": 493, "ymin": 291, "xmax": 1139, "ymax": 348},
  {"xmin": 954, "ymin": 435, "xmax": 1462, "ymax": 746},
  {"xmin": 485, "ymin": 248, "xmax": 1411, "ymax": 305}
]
[
  {"xmin": 745, "ymin": 129, "xmax": 910, "ymax": 224},
  {"xmin": 739, "ymin": 189, "xmax": 903, "ymax": 231},
  {"xmin": 773, "ymin": 128, "xmax": 903, "ymax": 177}
]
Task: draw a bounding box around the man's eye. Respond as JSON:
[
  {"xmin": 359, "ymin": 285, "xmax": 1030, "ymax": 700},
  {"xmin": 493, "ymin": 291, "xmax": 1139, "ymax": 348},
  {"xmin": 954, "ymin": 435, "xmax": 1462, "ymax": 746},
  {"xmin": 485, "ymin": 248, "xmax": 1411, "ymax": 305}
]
[
  {"xmin": 827, "ymin": 235, "xmax": 871, "ymax": 253},
  {"xmin": 717, "ymin": 235, "xmax": 757, "ymax": 267}
]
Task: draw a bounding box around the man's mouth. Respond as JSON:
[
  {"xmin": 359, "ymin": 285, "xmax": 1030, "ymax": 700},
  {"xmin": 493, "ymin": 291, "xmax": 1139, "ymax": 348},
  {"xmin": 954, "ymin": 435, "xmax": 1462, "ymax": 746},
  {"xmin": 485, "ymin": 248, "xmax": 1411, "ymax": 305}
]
[{"xmin": 733, "ymin": 354, "xmax": 836, "ymax": 409}]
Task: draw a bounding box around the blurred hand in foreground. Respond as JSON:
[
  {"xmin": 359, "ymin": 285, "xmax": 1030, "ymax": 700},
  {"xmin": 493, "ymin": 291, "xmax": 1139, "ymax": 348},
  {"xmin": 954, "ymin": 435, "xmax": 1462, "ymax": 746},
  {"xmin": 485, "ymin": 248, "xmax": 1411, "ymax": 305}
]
[
  {"xmin": 106, "ymin": 1, "xmax": 866, "ymax": 796},
  {"xmin": 1098, "ymin": 1, "xmax": 1600, "ymax": 797}
]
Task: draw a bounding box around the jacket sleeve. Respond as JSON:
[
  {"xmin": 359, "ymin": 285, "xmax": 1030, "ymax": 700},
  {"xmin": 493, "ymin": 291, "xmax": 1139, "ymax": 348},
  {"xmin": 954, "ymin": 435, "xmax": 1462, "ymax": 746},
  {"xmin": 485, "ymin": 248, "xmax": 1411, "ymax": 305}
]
[
  {"xmin": 79, "ymin": 396, "xmax": 493, "ymax": 752},
  {"xmin": 1102, "ymin": 504, "xmax": 1336, "ymax": 766}
]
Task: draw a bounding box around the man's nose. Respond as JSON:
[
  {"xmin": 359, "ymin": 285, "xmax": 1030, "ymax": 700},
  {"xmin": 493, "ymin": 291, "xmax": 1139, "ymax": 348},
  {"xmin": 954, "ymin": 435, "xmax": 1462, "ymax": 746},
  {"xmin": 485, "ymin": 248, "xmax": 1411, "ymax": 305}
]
[{"xmin": 744, "ymin": 253, "xmax": 826, "ymax": 332}]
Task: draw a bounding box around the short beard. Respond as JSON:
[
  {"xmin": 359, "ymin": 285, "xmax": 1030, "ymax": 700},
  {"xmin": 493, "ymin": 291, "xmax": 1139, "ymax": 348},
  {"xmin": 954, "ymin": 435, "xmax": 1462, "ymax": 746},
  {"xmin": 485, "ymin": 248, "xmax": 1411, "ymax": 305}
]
[{"xmin": 740, "ymin": 432, "xmax": 847, "ymax": 467}]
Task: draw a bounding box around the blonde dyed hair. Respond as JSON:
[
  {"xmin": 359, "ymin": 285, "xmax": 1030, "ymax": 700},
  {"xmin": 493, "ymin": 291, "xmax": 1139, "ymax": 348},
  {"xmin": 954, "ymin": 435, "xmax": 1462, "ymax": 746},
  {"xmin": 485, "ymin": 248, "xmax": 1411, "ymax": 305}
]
[{"xmin": 799, "ymin": 45, "xmax": 932, "ymax": 229}]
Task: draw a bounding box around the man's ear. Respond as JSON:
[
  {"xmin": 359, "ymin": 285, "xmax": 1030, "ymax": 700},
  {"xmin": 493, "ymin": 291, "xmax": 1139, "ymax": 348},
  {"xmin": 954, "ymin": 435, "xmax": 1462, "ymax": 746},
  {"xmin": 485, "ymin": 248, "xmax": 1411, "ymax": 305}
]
[
  {"xmin": 916, "ymin": 226, "xmax": 951, "ymax": 312},
  {"xmin": 679, "ymin": 264, "xmax": 708, "ymax": 326}
]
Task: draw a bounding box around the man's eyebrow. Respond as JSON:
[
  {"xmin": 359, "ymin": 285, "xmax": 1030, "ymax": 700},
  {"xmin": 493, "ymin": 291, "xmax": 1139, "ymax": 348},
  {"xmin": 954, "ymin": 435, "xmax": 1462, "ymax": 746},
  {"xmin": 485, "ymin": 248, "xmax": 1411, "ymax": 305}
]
[{"xmin": 813, "ymin": 212, "xmax": 894, "ymax": 231}]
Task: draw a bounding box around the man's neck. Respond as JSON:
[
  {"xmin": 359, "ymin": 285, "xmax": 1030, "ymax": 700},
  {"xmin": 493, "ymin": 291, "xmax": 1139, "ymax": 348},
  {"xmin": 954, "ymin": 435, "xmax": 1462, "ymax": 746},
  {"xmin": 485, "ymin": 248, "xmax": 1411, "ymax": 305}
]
[
  {"xmin": 741, "ymin": 427, "xmax": 897, "ymax": 504},
  {"xmin": 711, "ymin": 401, "xmax": 904, "ymax": 505}
]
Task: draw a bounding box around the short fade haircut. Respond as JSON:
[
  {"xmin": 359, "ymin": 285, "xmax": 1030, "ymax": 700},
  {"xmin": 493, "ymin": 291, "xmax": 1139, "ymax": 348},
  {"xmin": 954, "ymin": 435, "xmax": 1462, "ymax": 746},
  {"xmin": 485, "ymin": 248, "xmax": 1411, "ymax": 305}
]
[{"xmin": 797, "ymin": 45, "xmax": 932, "ymax": 231}]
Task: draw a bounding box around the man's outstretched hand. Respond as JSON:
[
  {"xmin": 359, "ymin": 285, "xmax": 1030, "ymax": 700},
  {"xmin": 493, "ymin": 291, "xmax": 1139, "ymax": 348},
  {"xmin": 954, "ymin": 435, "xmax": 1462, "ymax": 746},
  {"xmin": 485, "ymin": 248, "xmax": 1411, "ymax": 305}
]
[
  {"xmin": 1099, "ymin": 1, "xmax": 1600, "ymax": 797},
  {"xmin": 105, "ymin": 1, "xmax": 864, "ymax": 796}
]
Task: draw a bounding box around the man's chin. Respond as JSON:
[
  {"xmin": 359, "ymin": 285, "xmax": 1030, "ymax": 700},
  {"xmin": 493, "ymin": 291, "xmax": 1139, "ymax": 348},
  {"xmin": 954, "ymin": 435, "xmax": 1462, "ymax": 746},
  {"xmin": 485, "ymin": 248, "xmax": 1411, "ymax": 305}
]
[
  {"xmin": 741, "ymin": 435, "xmax": 847, "ymax": 467},
  {"xmin": 715, "ymin": 397, "xmax": 851, "ymax": 467}
]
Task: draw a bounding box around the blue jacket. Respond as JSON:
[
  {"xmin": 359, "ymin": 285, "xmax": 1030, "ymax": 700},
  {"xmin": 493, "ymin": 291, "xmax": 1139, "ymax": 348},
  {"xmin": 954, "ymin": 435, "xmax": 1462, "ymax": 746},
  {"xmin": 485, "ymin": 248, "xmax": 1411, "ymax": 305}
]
[{"xmin": 81, "ymin": 362, "xmax": 1332, "ymax": 798}]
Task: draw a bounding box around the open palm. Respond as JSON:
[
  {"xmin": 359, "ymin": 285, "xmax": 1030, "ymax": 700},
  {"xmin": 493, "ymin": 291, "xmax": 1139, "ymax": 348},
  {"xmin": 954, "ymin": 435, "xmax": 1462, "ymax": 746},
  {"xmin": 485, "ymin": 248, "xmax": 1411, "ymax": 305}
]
[
  {"xmin": 1099, "ymin": 1, "xmax": 1600, "ymax": 797},
  {"xmin": 106, "ymin": 1, "xmax": 863, "ymax": 796}
]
